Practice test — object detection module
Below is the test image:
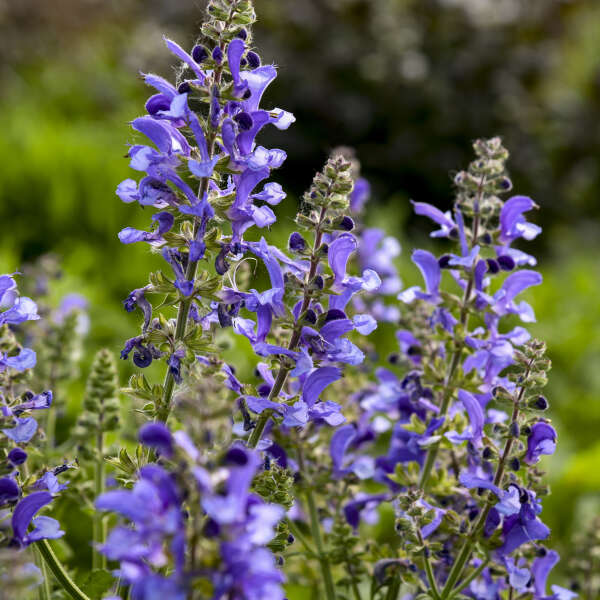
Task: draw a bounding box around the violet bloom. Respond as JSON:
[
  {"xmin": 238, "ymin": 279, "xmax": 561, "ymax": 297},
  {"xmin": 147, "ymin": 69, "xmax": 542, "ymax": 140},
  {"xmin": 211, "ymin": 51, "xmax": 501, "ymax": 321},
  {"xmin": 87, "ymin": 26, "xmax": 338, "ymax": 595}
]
[
  {"xmin": 11, "ymin": 492, "xmax": 64, "ymax": 547},
  {"xmin": 499, "ymin": 196, "xmax": 541, "ymax": 244},
  {"xmin": 531, "ymin": 550, "xmax": 578, "ymax": 600},
  {"xmin": 398, "ymin": 250, "xmax": 441, "ymax": 304},
  {"xmin": 524, "ymin": 422, "xmax": 557, "ymax": 465}
]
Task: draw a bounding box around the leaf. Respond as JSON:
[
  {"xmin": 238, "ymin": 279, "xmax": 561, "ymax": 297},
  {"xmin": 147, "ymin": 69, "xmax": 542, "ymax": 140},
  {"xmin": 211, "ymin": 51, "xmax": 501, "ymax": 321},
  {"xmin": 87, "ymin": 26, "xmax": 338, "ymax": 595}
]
[{"xmin": 80, "ymin": 569, "xmax": 115, "ymax": 599}]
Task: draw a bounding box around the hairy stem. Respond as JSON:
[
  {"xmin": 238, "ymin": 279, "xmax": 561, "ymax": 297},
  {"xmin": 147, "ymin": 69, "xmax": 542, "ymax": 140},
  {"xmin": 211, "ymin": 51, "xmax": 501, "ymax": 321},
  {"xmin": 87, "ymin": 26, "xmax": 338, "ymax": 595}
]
[
  {"xmin": 37, "ymin": 539, "xmax": 91, "ymax": 600},
  {"xmin": 92, "ymin": 429, "xmax": 106, "ymax": 570},
  {"xmin": 34, "ymin": 545, "xmax": 52, "ymax": 600},
  {"xmin": 449, "ymin": 558, "xmax": 489, "ymax": 598},
  {"xmin": 417, "ymin": 530, "xmax": 440, "ymax": 600},
  {"xmin": 439, "ymin": 360, "xmax": 533, "ymax": 598},
  {"xmin": 418, "ymin": 200, "xmax": 482, "ymax": 491},
  {"xmin": 297, "ymin": 445, "xmax": 337, "ymax": 600},
  {"xmin": 248, "ymin": 207, "xmax": 328, "ymax": 448}
]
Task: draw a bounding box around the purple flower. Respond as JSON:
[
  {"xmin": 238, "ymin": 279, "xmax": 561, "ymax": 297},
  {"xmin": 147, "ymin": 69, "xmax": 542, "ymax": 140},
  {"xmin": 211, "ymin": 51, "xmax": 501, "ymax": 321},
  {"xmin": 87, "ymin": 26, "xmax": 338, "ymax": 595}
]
[
  {"xmin": 139, "ymin": 422, "xmax": 174, "ymax": 457},
  {"xmin": 0, "ymin": 348, "xmax": 36, "ymax": 372},
  {"xmin": 499, "ymin": 502, "xmax": 550, "ymax": 555},
  {"xmin": 12, "ymin": 492, "xmax": 63, "ymax": 546},
  {"xmin": 33, "ymin": 472, "xmax": 68, "ymax": 494},
  {"xmin": 445, "ymin": 389, "xmax": 484, "ymax": 445},
  {"xmin": 524, "ymin": 422, "xmax": 557, "ymax": 465},
  {"xmin": 2, "ymin": 417, "xmax": 38, "ymax": 443},
  {"xmin": 398, "ymin": 250, "xmax": 441, "ymax": 304},
  {"xmin": 302, "ymin": 367, "xmax": 342, "ymax": 406},
  {"xmin": 328, "ymin": 233, "xmax": 357, "ymax": 286},
  {"xmin": 0, "ymin": 477, "xmax": 20, "ymax": 505},
  {"xmin": 411, "ymin": 200, "xmax": 456, "ymax": 238},
  {"xmin": 349, "ymin": 177, "xmax": 370, "ymax": 213},
  {"xmin": 500, "ymin": 196, "xmax": 541, "ymax": 244}
]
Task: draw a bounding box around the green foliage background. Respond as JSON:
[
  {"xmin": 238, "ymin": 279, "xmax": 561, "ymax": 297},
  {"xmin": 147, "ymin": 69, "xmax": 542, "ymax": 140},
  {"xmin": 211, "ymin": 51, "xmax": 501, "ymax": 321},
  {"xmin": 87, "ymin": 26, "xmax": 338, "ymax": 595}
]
[{"xmin": 1, "ymin": 0, "xmax": 599, "ymax": 591}]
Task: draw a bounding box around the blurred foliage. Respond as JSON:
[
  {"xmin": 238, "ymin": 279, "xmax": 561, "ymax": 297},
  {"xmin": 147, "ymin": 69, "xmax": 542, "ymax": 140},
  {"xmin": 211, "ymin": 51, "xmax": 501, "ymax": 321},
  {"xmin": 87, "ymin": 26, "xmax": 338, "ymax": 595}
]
[{"xmin": 0, "ymin": 0, "xmax": 599, "ymax": 592}]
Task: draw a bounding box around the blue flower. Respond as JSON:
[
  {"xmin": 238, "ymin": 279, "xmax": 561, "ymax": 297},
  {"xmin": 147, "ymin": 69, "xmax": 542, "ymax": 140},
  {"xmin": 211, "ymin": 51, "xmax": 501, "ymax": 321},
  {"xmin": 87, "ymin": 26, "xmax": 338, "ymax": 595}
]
[{"xmin": 524, "ymin": 422, "xmax": 557, "ymax": 465}]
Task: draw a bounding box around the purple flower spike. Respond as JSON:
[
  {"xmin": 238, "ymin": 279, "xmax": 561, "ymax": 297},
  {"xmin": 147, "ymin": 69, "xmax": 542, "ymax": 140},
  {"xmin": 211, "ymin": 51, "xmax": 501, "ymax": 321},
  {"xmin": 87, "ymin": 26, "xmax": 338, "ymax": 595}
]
[
  {"xmin": 524, "ymin": 422, "xmax": 557, "ymax": 465},
  {"xmin": 139, "ymin": 422, "xmax": 174, "ymax": 457}
]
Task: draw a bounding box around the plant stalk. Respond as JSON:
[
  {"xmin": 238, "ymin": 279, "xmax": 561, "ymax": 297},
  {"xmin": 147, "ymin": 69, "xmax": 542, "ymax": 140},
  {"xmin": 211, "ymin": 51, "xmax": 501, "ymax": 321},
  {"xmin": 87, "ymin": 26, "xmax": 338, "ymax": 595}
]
[
  {"xmin": 92, "ymin": 429, "xmax": 106, "ymax": 570},
  {"xmin": 418, "ymin": 204, "xmax": 481, "ymax": 491},
  {"xmin": 248, "ymin": 206, "xmax": 328, "ymax": 448},
  {"xmin": 439, "ymin": 360, "xmax": 533, "ymax": 598},
  {"xmin": 37, "ymin": 539, "xmax": 91, "ymax": 600}
]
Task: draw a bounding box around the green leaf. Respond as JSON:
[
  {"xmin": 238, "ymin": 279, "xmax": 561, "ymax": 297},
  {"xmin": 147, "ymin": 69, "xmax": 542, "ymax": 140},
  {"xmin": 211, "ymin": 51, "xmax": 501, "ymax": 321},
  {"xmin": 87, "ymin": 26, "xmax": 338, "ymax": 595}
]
[{"xmin": 80, "ymin": 569, "xmax": 115, "ymax": 599}]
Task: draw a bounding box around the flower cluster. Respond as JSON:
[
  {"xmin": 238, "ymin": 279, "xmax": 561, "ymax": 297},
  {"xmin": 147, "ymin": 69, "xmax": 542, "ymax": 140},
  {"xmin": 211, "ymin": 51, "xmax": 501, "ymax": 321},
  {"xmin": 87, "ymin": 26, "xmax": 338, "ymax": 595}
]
[
  {"xmin": 0, "ymin": 273, "xmax": 67, "ymax": 579},
  {"xmin": 97, "ymin": 423, "xmax": 285, "ymax": 600},
  {"xmin": 116, "ymin": 0, "xmax": 294, "ymax": 423},
  {"xmin": 13, "ymin": 2, "xmax": 573, "ymax": 600},
  {"xmin": 332, "ymin": 138, "xmax": 572, "ymax": 599}
]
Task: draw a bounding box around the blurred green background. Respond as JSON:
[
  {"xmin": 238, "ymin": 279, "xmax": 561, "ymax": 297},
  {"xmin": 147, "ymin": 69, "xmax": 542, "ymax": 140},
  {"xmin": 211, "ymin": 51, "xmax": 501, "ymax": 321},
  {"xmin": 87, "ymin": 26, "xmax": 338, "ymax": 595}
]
[{"xmin": 1, "ymin": 0, "xmax": 599, "ymax": 582}]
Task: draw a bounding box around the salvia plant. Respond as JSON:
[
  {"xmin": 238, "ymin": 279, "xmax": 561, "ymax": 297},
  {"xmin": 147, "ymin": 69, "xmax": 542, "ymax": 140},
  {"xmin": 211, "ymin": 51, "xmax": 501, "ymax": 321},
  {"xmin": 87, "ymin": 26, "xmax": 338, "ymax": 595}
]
[{"xmin": 0, "ymin": 1, "xmax": 582, "ymax": 600}]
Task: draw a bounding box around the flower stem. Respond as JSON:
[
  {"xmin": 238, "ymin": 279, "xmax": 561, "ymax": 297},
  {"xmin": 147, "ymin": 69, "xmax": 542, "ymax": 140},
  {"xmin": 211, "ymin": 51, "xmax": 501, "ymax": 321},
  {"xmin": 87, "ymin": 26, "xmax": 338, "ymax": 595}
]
[
  {"xmin": 297, "ymin": 444, "xmax": 337, "ymax": 600},
  {"xmin": 449, "ymin": 558, "xmax": 489, "ymax": 598},
  {"xmin": 156, "ymin": 68, "xmax": 225, "ymax": 424},
  {"xmin": 34, "ymin": 545, "xmax": 52, "ymax": 600},
  {"xmin": 418, "ymin": 206, "xmax": 481, "ymax": 491},
  {"xmin": 417, "ymin": 530, "xmax": 440, "ymax": 600},
  {"xmin": 248, "ymin": 207, "xmax": 328, "ymax": 449},
  {"xmin": 92, "ymin": 429, "xmax": 106, "ymax": 570},
  {"xmin": 36, "ymin": 539, "xmax": 91, "ymax": 600},
  {"xmin": 439, "ymin": 360, "xmax": 533, "ymax": 599}
]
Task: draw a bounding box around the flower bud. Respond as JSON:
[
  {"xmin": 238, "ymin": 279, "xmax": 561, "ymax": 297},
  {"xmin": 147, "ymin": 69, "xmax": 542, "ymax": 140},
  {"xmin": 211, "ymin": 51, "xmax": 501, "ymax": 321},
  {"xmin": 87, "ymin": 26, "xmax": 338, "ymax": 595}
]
[
  {"xmin": 8, "ymin": 447, "xmax": 27, "ymax": 466},
  {"xmin": 212, "ymin": 47, "xmax": 223, "ymax": 63},
  {"xmin": 486, "ymin": 258, "xmax": 500, "ymax": 274},
  {"xmin": 192, "ymin": 45, "xmax": 208, "ymax": 63},
  {"xmin": 337, "ymin": 216, "xmax": 355, "ymax": 231},
  {"xmin": 509, "ymin": 457, "xmax": 521, "ymax": 471},
  {"xmin": 246, "ymin": 51, "xmax": 261, "ymax": 69},
  {"xmin": 509, "ymin": 421, "xmax": 520, "ymax": 437},
  {"xmin": 531, "ymin": 395, "xmax": 549, "ymax": 410},
  {"xmin": 304, "ymin": 309, "xmax": 317, "ymax": 324},
  {"xmin": 234, "ymin": 111, "xmax": 253, "ymax": 131},
  {"xmin": 178, "ymin": 81, "xmax": 191, "ymax": 94},
  {"xmin": 288, "ymin": 232, "xmax": 306, "ymax": 252},
  {"xmin": 236, "ymin": 28, "xmax": 248, "ymax": 40},
  {"xmin": 438, "ymin": 255, "xmax": 451, "ymax": 269},
  {"xmin": 497, "ymin": 255, "xmax": 515, "ymax": 271}
]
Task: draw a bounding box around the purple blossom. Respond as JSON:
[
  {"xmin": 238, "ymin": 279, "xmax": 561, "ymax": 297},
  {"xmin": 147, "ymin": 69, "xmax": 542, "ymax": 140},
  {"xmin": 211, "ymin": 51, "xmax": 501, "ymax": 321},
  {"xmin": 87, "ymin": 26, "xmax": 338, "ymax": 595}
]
[{"xmin": 524, "ymin": 422, "xmax": 557, "ymax": 465}]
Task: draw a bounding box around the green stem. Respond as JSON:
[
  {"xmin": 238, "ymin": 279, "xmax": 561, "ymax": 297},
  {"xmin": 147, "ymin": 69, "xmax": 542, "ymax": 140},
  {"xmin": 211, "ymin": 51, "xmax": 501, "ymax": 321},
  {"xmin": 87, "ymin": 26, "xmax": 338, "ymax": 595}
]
[
  {"xmin": 418, "ymin": 207, "xmax": 481, "ymax": 491},
  {"xmin": 449, "ymin": 558, "xmax": 489, "ymax": 598},
  {"xmin": 36, "ymin": 539, "xmax": 91, "ymax": 600},
  {"xmin": 297, "ymin": 446, "xmax": 336, "ymax": 600},
  {"xmin": 305, "ymin": 488, "xmax": 337, "ymax": 600},
  {"xmin": 287, "ymin": 518, "xmax": 317, "ymax": 557},
  {"xmin": 384, "ymin": 577, "xmax": 401, "ymax": 600},
  {"xmin": 348, "ymin": 567, "xmax": 363, "ymax": 600},
  {"xmin": 248, "ymin": 206, "xmax": 328, "ymax": 449},
  {"xmin": 34, "ymin": 545, "xmax": 52, "ymax": 600},
  {"xmin": 439, "ymin": 361, "xmax": 533, "ymax": 599},
  {"xmin": 417, "ymin": 531, "xmax": 440, "ymax": 600},
  {"xmin": 92, "ymin": 430, "xmax": 106, "ymax": 570}
]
